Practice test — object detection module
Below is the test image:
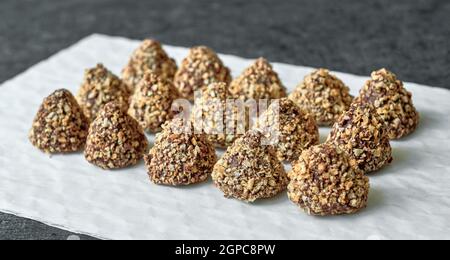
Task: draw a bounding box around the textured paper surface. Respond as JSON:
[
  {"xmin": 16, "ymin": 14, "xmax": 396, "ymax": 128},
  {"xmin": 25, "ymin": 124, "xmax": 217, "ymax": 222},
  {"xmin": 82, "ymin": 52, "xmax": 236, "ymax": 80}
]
[{"xmin": 0, "ymin": 34, "xmax": 449, "ymax": 240}]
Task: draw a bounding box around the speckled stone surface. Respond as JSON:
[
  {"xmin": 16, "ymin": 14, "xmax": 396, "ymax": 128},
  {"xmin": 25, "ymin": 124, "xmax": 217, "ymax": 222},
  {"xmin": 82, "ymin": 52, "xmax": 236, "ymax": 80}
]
[{"xmin": 0, "ymin": 0, "xmax": 448, "ymax": 240}]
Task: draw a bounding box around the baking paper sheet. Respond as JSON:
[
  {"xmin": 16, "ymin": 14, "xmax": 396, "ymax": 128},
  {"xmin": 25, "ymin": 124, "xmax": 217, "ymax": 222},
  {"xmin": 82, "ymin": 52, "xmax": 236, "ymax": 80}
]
[{"xmin": 0, "ymin": 34, "xmax": 449, "ymax": 240}]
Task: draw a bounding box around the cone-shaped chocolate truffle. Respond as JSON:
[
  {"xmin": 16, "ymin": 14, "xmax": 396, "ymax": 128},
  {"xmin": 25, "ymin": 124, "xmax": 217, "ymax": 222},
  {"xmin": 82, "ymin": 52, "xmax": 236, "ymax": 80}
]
[
  {"xmin": 174, "ymin": 46, "xmax": 231, "ymax": 101},
  {"xmin": 289, "ymin": 68, "xmax": 353, "ymax": 126},
  {"xmin": 29, "ymin": 89, "xmax": 89, "ymax": 153},
  {"xmin": 191, "ymin": 82, "xmax": 247, "ymax": 148},
  {"xmin": 77, "ymin": 64, "xmax": 130, "ymax": 122},
  {"xmin": 128, "ymin": 73, "xmax": 180, "ymax": 133},
  {"xmin": 258, "ymin": 98, "xmax": 319, "ymax": 163},
  {"xmin": 212, "ymin": 129, "xmax": 288, "ymax": 202},
  {"xmin": 122, "ymin": 39, "xmax": 177, "ymax": 92},
  {"xmin": 356, "ymin": 68, "xmax": 419, "ymax": 139},
  {"xmin": 327, "ymin": 102, "xmax": 392, "ymax": 173},
  {"xmin": 288, "ymin": 143, "xmax": 370, "ymax": 216},
  {"xmin": 145, "ymin": 117, "xmax": 217, "ymax": 185},
  {"xmin": 229, "ymin": 58, "xmax": 287, "ymax": 100},
  {"xmin": 85, "ymin": 102, "xmax": 148, "ymax": 170}
]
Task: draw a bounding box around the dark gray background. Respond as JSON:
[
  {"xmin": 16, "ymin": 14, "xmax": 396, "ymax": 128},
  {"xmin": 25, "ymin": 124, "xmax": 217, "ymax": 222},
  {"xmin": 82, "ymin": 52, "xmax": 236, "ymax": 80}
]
[{"xmin": 0, "ymin": 0, "xmax": 448, "ymax": 240}]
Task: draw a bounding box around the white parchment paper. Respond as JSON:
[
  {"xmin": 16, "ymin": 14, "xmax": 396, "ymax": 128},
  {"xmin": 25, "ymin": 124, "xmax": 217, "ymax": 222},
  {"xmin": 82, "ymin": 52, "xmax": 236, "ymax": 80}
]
[{"xmin": 0, "ymin": 34, "xmax": 449, "ymax": 240}]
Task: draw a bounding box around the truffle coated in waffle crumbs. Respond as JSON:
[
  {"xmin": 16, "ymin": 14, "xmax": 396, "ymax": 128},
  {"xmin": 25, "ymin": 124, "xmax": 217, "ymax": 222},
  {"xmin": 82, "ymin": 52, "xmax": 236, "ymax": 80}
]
[
  {"xmin": 289, "ymin": 68, "xmax": 353, "ymax": 126},
  {"xmin": 288, "ymin": 143, "xmax": 370, "ymax": 216},
  {"xmin": 144, "ymin": 117, "xmax": 217, "ymax": 186},
  {"xmin": 356, "ymin": 68, "xmax": 419, "ymax": 139},
  {"xmin": 174, "ymin": 46, "xmax": 231, "ymax": 101},
  {"xmin": 122, "ymin": 39, "xmax": 177, "ymax": 92},
  {"xmin": 327, "ymin": 102, "xmax": 392, "ymax": 173},
  {"xmin": 212, "ymin": 129, "xmax": 288, "ymax": 202},
  {"xmin": 229, "ymin": 57, "xmax": 287, "ymax": 100},
  {"xmin": 84, "ymin": 102, "xmax": 148, "ymax": 170},
  {"xmin": 29, "ymin": 89, "xmax": 89, "ymax": 153},
  {"xmin": 128, "ymin": 73, "xmax": 180, "ymax": 133},
  {"xmin": 258, "ymin": 98, "xmax": 319, "ymax": 163},
  {"xmin": 77, "ymin": 64, "xmax": 130, "ymax": 122},
  {"xmin": 191, "ymin": 82, "xmax": 246, "ymax": 147}
]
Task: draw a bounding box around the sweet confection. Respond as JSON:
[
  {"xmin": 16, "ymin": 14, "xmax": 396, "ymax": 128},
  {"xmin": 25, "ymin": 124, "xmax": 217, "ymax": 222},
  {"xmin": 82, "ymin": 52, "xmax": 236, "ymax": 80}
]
[
  {"xmin": 145, "ymin": 117, "xmax": 217, "ymax": 185},
  {"xmin": 212, "ymin": 129, "xmax": 288, "ymax": 202},
  {"xmin": 84, "ymin": 102, "xmax": 148, "ymax": 170},
  {"xmin": 77, "ymin": 64, "xmax": 130, "ymax": 121},
  {"xmin": 229, "ymin": 57, "xmax": 287, "ymax": 100},
  {"xmin": 327, "ymin": 102, "xmax": 393, "ymax": 173},
  {"xmin": 122, "ymin": 39, "xmax": 177, "ymax": 92},
  {"xmin": 356, "ymin": 68, "xmax": 419, "ymax": 139},
  {"xmin": 128, "ymin": 73, "xmax": 180, "ymax": 133},
  {"xmin": 173, "ymin": 46, "xmax": 231, "ymax": 101},
  {"xmin": 289, "ymin": 68, "xmax": 353, "ymax": 126},
  {"xmin": 288, "ymin": 143, "xmax": 370, "ymax": 216},
  {"xmin": 29, "ymin": 89, "xmax": 89, "ymax": 153},
  {"xmin": 258, "ymin": 98, "xmax": 319, "ymax": 163}
]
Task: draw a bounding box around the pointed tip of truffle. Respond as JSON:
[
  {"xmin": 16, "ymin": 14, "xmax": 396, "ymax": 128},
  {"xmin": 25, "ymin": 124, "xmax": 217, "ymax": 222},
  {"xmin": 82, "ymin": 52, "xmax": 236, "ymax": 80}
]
[
  {"xmin": 371, "ymin": 68, "xmax": 398, "ymax": 82},
  {"xmin": 140, "ymin": 38, "xmax": 163, "ymax": 49},
  {"xmin": 238, "ymin": 128, "xmax": 266, "ymax": 148},
  {"xmin": 85, "ymin": 63, "xmax": 109, "ymax": 81},
  {"xmin": 254, "ymin": 57, "xmax": 270, "ymax": 66},
  {"xmin": 190, "ymin": 45, "xmax": 217, "ymax": 57},
  {"xmin": 202, "ymin": 82, "xmax": 229, "ymax": 99},
  {"xmin": 99, "ymin": 100, "xmax": 127, "ymax": 114}
]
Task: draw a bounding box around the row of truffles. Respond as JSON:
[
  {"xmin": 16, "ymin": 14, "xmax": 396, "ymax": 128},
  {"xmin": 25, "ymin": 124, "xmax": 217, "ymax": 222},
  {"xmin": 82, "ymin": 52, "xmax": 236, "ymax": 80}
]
[
  {"xmin": 73, "ymin": 41, "xmax": 355, "ymax": 141},
  {"xmin": 26, "ymin": 89, "xmax": 367, "ymax": 215},
  {"xmin": 28, "ymin": 39, "xmax": 421, "ymax": 216},
  {"xmin": 29, "ymin": 89, "xmax": 148, "ymax": 170},
  {"xmin": 285, "ymin": 68, "xmax": 419, "ymax": 215},
  {"xmin": 44, "ymin": 40, "xmax": 419, "ymax": 142},
  {"xmin": 27, "ymin": 88, "xmax": 363, "ymax": 213}
]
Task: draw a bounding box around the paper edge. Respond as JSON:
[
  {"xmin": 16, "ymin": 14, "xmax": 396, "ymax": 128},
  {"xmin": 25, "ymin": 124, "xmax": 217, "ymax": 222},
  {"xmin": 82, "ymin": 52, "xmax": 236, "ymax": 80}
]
[{"xmin": 0, "ymin": 208, "xmax": 110, "ymax": 240}]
